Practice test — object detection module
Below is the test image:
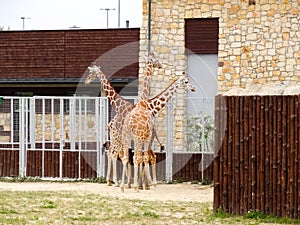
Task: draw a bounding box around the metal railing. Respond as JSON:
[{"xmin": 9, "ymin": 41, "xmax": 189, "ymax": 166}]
[{"xmin": 0, "ymin": 96, "xmax": 214, "ymax": 181}]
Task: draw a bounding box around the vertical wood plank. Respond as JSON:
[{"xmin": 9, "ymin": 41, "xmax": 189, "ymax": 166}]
[
  {"xmin": 264, "ymin": 96, "xmax": 270, "ymax": 214},
  {"xmin": 243, "ymin": 96, "xmax": 250, "ymax": 213},
  {"xmin": 296, "ymin": 95, "xmax": 300, "ymax": 218},
  {"xmin": 213, "ymin": 95, "xmax": 221, "ymax": 212},
  {"xmin": 282, "ymin": 96, "xmax": 288, "ymax": 216},
  {"xmin": 230, "ymin": 96, "xmax": 235, "ymax": 214},
  {"xmin": 238, "ymin": 96, "xmax": 245, "ymax": 214},
  {"xmin": 250, "ymin": 96, "xmax": 257, "ymax": 210},
  {"xmin": 0, "ymin": 150, "xmax": 4, "ymax": 176},
  {"xmin": 287, "ymin": 96, "xmax": 296, "ymax": 217},
  {"xmin": 233, "ymin": 96, "xmax": 241, "ymax": 214},
  {"xmin": 221, "ymin": 96, "xmax": 229, "ymax": 212},
  {"xmin": 258, "ymin": 96, "xmax": 265, "ymax": 212},
  {"xmin": 276, "ymin": 96, "xmax": 283, "ymax": 217}
]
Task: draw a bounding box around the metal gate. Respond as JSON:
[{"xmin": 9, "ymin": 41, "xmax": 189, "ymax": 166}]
[
  {"xmin": 0, "ymin": 96, "xmax": 214, "ymax": 181},
  {"xmin": 0, "ymin": 96, "xmax": 108, "ymax": 179}
]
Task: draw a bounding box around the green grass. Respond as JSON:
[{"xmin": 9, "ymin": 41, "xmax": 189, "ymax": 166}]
[
  {"xmin": 0, "ymin": 188, "xmax": 300, "ymax": 224},
  {"xmin": 0, "ymin": 176, "xmax": 106, "ymax": 183}
]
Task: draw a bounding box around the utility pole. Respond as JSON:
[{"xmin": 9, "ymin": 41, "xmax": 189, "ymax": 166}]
[
  {"xmin": 100, "ymin": 8, "xmax": 115, "ymax": 28},
  {"xmin": 118, "ymin": 0, "xmax": 120, "ymax": 28},
  {"xmin": 21, "ymin": 17, "xmax": 31, "ymax": 30}
]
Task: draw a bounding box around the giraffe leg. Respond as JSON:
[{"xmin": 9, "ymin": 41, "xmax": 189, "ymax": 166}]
[
  {"xmin": 143, "ymin": 151, "xmax": 152, "ymax": 190},
  {"xmin": 151, "ymin": 163, "xmax": 157, "ymax": 188},
  {"xmin": 126, "ymin": 163, "xmax": 132, "ymax": 188},
  {"xmin": 148, "ymin": 149, "xmax": 157, "ymax": 187},
  {"xmin": 106, "ymin": 152, "xmax": 112, "ymax": 186},
  {"xmin": 120, "ymin": 148, "xmax": 128, "ymax": 193},
  {"xmin": 120, "ymin": 162, "xmax": 127, "ymax": 193},
  {"xmin": 138, "ymin": 163, "xmax": 145, "ymax": 190},
  {"xmin": 133, "ymin": 149, "xmax": 143, "ymax": 190},
  {"xmin": 112, "ymin": 156, "xmax": 119, "ymax": 187}
]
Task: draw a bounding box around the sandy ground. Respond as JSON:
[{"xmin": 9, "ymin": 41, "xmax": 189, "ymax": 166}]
[{"xmin": 0, "ymin": 182, "xmax": 213, "ymax": 202}]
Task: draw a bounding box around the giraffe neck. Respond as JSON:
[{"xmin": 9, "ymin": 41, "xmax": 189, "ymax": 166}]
[
  {"xmin": 146, "ymin": 78, "xmax": 180, "ymax": 116},
  {"xmin": 96, "ymin": 71, "xmax": 131, "ymax": 113},
  {"xmin": 138, "ymin": 62, "xmax": 153, "ymax": 101}
]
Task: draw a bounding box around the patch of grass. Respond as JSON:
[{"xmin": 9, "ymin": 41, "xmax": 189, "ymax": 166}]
[
  {"xmin": 212, "ymin": 207, "xmax": 232, "ymax": 219},
  {"xmin": 41, "ymin": 200, "xmax": 56, "ymax": 209},
  {"xmin": 0, "ymin": 207, "xmax": 18, "ymax": 214},
  {"xmin": 244, "ymin": 210, "xmax": 267, "ymax": 219},
  {"xmin": 70, "ymin": 215, "xmax": 98, "ymax": 222},
  {"xmin": 143, "ymin": 210, "xmax": 159, "ymax": 218},
  {"xmin": 201, "ymin": 179, "xmax": 213, "ymax": 185},
  {"xmin": 191, "ymin": 180, "xmax": 199, "ymax": 184},
  {"xmin": 0, "ymin": 176, "xmax": 106, "ymax": 183},
  {"xmin": 88, "ymin": 176, "xmax": 106, "ymax": 183},
  {"xmin": 1, "ymin": 186, "xmax": 300, "ymax": 225},
  {"xmin": 0, "ymin": 176, "xmax": 42, "ymax": 182},
  {"xmin": 175, "ymin": 177, "xmax": 185, "ymax": 183}
]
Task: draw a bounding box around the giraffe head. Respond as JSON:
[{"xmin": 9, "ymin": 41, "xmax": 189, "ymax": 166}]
[
  {"xmin": 146, "ymin": 52, "xmax": 162, "ymax": 69},
  {"xmin": 177, "ymin": 72, "xmax": 196, "ymax": 92},
  {"xmin": 85, "ymin": 65, "xmax": 102, "ymax": 85}
]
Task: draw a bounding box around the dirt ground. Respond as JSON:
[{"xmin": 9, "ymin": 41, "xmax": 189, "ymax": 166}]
[{"xmin": 0, "ymin": 181, "xmax": 213, "ymax": 202}]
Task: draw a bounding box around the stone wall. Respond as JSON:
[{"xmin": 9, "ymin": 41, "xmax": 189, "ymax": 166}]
[
  {"xmin": 35, "ymin": 114, "xmax": 98, "ymax": 142},
  {"xmin": 139, "ymin": 0, "xmax": 300, "ymax": 151},
  {"xmin": 0, "ymin": 113, "xmax": 98, "ymax": 143},
  {"xmin": 0, "ymin": 113, "xmax": 11, "ymax": 142}
]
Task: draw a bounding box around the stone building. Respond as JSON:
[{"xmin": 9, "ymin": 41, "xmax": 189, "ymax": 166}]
[{"xmin": 139, "ymin": 0, "xmax": 300, "ymax": 151}]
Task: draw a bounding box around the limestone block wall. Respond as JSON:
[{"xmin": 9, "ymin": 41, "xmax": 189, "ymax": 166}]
[
  {"xmin": 140, "ymin": 0, "xmax": 300, "ymax": 151},
  {"xmin": 35, "ymin": 114, "xmax": 98, "ymax": 142},
  {"xmin": 0, "ymin": 112, "xmax": 100, "ymax": 144},
  {"xmin": 0, "ymin": 113, "xmax": 11, "ymax": 142}
]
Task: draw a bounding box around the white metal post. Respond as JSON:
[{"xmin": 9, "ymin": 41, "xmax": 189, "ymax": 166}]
[
  {"xmin": 24, "ymin": 98, "xmax": 29, "ymax": 177},
  {"xmin": 42, "ymin": 98, "xmax": 45, "ymax": 177},
  {"xmin": 201, "ymin": 114, "xmax": 205, "ymax": 181},
  {"xmin": 70, "ymin": 97, "xmax": 76, "ymax": 150},
  {"xmin": 166, "ymin": 100, "xmax": 174, "ymax": 182},
  {"xmin": 18, "ymin": 98, "xmax": 26, "ymax": 177},
  {"xmin": 78, "ymin": 98, "xmax": 82, "ymax": 179},
  {"xmin": 95, "ymin": 98, "xmax": 101, "ymax": 177},
  {"xmin": 10, "ymin": 99, "xmax": 14, "ymax": 143},
  {"xmin": 30, "ymin": 97, "xmax": 36, "ymax": 149},
  {"xmin": 102, "ymin": 97, "xmax": 109, "ymax": 178},
  {"xmin": 51, "ymin": 98, "xmax": 55, "ymax": 143},
  {"xmin": 59, "ymin": 98, "xmax": 64, "ymax": 178}
]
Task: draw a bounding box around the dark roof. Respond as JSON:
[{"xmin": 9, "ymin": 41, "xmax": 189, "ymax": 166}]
[{"xmin": 0, "ymin": 29, "xmax": 140, "ymax": 80}]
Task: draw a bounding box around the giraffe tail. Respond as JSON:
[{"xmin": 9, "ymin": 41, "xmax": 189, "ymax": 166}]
[{"xmin": 153, "ymin": 128, "xmax": 165, "ymax": 152}]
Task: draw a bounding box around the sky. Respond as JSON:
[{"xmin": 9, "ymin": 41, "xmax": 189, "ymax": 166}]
[{"xmin": 0, "ymin": 0, "xmax": 143, "ymax": 30}]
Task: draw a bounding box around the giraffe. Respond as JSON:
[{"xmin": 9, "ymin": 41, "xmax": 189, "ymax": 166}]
[
  {"xmin": 85, "ymin": 65, "xmax": 133, "ymax": 186},
  {"xmin": 119, "ymin": 72, "xmax": 196, "ymax": 192},
  {"xmin": 137, "ymin": 52, "xmax": 162, "ymax": 188},
  {"xmin": 85, "ymin": 53, "xmax": 162, "ymax": 186}
]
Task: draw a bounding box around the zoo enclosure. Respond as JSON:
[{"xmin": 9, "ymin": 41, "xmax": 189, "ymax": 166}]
[
  {"xmin": 0, "ymin": 96, "xmax": 214, "ymax": 181},
  {"xmin": 214, "ymin": 95, "xmax": 300, "ymax": 219}
]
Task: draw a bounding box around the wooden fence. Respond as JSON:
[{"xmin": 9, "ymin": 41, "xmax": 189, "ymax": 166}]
[
  {"xmin": 0, "ymin": 147, "xmax": 214, "ymax": 182},
  {"xmin": 214, "ymin": 95, "xmax": 300, "ymax": 219}
]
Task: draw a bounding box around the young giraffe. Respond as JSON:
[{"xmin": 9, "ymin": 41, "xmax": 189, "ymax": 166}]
[
  {"xmin": 120, "ymin": 73, "xmax": 196, "ymax": 192},
  {"xmin": 85, "ymin": 53, "xmax": 161, "ymax": 186}
]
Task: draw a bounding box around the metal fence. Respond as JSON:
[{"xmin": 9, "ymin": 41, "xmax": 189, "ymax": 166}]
[
  {"xmin": 0, "ymin": 96, "xmax": 108, "ymax": 178},
  {"xmin": 0, "ymin": 96, "xmax": 214, "ymax": 181}
]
